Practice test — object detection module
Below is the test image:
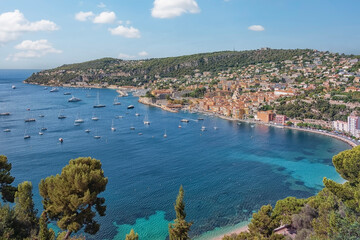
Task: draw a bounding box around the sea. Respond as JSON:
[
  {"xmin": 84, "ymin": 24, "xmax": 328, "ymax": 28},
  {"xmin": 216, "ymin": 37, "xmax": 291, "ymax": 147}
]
[{"xmin": 0, "ymin": 69, "xmax": 350, "ymax": 240}]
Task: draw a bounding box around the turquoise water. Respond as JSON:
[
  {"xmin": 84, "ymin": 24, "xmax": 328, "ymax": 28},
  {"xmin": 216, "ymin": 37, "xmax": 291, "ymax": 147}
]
[{"xmin": 0, "ymin": 70, "xmax": 350, "ymax": 239}]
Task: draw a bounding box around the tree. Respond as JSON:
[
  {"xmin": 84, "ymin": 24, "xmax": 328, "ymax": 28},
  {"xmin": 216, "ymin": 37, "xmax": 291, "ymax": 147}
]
[
  {"xmin": 272, "ymin": 197, "xmax": 306, "ymax": 225},
  {"xmin": 39, "ymin": 157, "xmax": 108, "ymax": 240},
  {"xmin": 14, "ymin": 181, "xmax": 38, "ymax": 238},
  {"xmin": 0, "ymin": 203, "xmax": 15, "ymax": 239},
  {"xmin": 125, "ymin": 229, "xmax": 139, "ymax": 240},
  {"xmin": 248, "ymin": 205, "xmax": 276, "ymax": 238},
  {"xmin": 168, "ymin": 185, "xmax": 192, "ymax": 240},
  {"xmin": 39, "ymin": 212, "xmax": 55, "ymax": 240},
  {"xmin": 0, "ymin": 155, "xmax": 17, "ymax": 202}
]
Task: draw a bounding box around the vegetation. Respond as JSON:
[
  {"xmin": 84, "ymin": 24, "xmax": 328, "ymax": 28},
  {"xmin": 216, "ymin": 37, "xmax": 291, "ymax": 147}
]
[
  {"xmin": 168, "ymin": 185, "xmax": 192, "ymax": 240},
  {"xmin": 39, "ymin": 157, "xmax": 108, "ymax": 239},
  {"xmin": 25, "ymin": 49, "xmax": 316, "ymax": 86},
  {"xmin": 223, "ymin": 146, "xmax": 360, "ymax": 240},
  {"xmin": 125, "ymin": 229, "xmax": 139, "ymax": 240},
  {"xmin": 0, "ymin": 155, "xmax": 17, "ymax": 202}
]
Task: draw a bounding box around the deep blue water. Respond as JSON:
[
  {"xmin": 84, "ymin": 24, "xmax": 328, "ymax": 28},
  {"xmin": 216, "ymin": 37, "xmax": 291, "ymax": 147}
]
[{"xmin": 0, "ymin": 70, "xmax": 350, "ymax": 239}]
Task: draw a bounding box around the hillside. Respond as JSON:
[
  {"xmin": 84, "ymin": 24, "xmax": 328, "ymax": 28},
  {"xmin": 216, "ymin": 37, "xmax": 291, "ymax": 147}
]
[{"xmin": 25, "ymin": 49, "xmax": 316, "ymax": 86}]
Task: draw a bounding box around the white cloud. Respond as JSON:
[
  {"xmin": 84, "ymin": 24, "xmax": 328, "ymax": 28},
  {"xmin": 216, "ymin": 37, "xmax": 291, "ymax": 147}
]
[
  {"xmin": 109, "ymin": 25, "xmax": 141, "ymax": 38},
  {"xmin": 75, "ymin": 11, "xmax": 94, "ymax": 21},
  {"xmin": 248, "ymin": 25, "xmax": 265, "ymax": 31},
  {"xmin": 93, "ymin": 11, "xmax": 116, "ymax": 24},
  {"xmin": 97, "ymin": 2, "xmax": 106, "ymax": 8},
  {"xmin": 151, "ymin": 0, "xmax": 200, "ymax": 19},
  {"xmin": 118, "ymin": 53, "xmax": 136, "ymax": 59},
  {"xmin": 0, "ymin": 10, "xmax": 58, "ymax": 44},
  {"xmin": 138, "ymin": 51, "xmax": 148, "ymax": 57},
  {"xmin": 7, "ymin": 39, "xmax": 62, "ymax": 61}
]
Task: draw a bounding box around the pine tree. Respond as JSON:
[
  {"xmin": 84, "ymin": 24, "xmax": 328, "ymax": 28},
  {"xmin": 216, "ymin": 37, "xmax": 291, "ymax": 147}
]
[
  {"xmin": 125, "ymin": 229, "xmax": 139, "ymax": 240},
  {"xmin": 168, "ymin": 185, "xmax": 192, "ymax": 240},
  {"xmin": 0, "ymin": 155, "xmax": 17, "ymax": 202},
  {"xmin": 39, "ymin": 211, "xmax": 55, "ymax": 240},
  {"xmin": 39, "ymin": 157, "xmax": 108, "ymax": 240},
  {"xmin": 14, "ymin": 181, "xmax": 38, "ymax": 238}
]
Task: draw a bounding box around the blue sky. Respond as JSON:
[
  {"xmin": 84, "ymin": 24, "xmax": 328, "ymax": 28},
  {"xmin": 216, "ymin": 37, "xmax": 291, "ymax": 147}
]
[{"xmin": 1, "ymin": 0, "xmax": 359, "ymax": 69}]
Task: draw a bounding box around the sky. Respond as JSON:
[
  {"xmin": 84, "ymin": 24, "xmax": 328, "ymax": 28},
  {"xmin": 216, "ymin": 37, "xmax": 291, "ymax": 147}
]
[{"xmin": 0, "ymin": 0, "xmax": 360, "ymax": 69}]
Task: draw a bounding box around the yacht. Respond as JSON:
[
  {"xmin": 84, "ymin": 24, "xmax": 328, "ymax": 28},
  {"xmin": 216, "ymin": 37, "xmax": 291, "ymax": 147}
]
[
  {"xmin": 12, "ymin": 85, "xmax": 16, "ymax": 89},
  {"xmin": 113, "ymin": 97, "xmax": 121, "ymax": 105},
  {"xmin": 181, "ymin": 119, "xmax": 189, "ymax": 123},
  {"xmin": 25, "ymin": 118, "xmax": 36, "ymax": 122},
  {"xmin": 127, "ymin": 105, "xmax": 135, "ymax": 109},
  {"xmin": 111, "ymin": 120, "xmax": 116, "ymax": 131},
  {"xmin": 68, "ymin": 96, "xmax": 82, "ymax": 102},
  {"xmin": 74, "ymin": 118, "xmax": 84, "ymax": 123},
  {"xmin": 91, "ymin": 113, "xmax": 99, "ymax": 121},
  {"xmin": 63, "ymin": 92, "xmax": 71, "ymax": 95},
  {"xmin": 85, "ymin": 129, "xmax": 91, "ymax": 133},
  {"xmin": 93, "ymin": 92, "xmax": 106, "ymax": 108},
  {"xmin": 0, "ymin": 112, "xmax": 10, "ymax": 116},
  {"xmin": 3, "ymin": 129, "xmax": 11, "ymax": 132},
  {"xmin": 50, "ymin": 88, "xmax": 59, "ymax": 92}
]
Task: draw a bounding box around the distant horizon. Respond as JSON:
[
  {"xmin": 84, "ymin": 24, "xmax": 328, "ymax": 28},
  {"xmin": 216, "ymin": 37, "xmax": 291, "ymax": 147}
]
[{"xmin": 0, "ymin": 47, "xmax": 359, "ymax": 70}]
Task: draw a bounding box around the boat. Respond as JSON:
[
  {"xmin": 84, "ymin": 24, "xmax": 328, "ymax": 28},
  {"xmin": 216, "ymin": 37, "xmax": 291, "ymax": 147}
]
[
  {"xmin": 68, "ymin": 96, "xmax": 82, "ymax": 102},
  {"xmin": 91, "ymin": 113, "xmax": 99, "ymax": 121},
  {"xmin": 93, "ymin": 92, "xmax": 106, "ymax": 108},
  {"xmin": 163, "ymin": 130, "xmax": 167, "ymax": 138},
  {"xmin": 24, "ymin": 130, "xmax": 30, "ymax": 139},
  {"xmin": 214, "ymin": 126, "xmax": 218, "ymax": 130},
  {"xmin": 135, "ymin": 113, "xmax": 140, "ymax": 116},
  {"xmin": 63, "ymin": 92, "xmax": 71, "ymax": 95},
  {"xmin": 201, "ymin": 126, "xmax": 206, "ymax": 131},
  {"xmin": 50, "ymin": 88, "xmax": 59, "ymax": 92},
  {"xmin": 0, "ymin": 112, "xmax": 10, "ymax": 116},
  {"xmin": 39, "ymin": 132, "xmax": 43, "ymax": 135},
  {"xmin": 59, "ymin": 138, "xmax": 63, "ymax": 143},
  {"xmin": 143, "ymin": 115, "xmax": 150, "ymax": 125},
  {"xmin": 93, "ymin": 135, "xmax": 101, "ymax": 139},
  {"xmin": 25, "ymin": 118, "xmax": 36, "ymax": 122},
  {"xmin": 44, "ymin": 87, "xmax": 48, "ymax": 90},
  {"xmin": 58, "ymin": 115, "xmax": 66, "ymax": 119},
  {"xmin": 113, "ymin": 97, "xmax": 121, "ymax": 105},
  {"xmin": 130, "ymin": 126, "xmax": 135, "ymax": 130},
  {"xmin": 12, "ymin": 85, "xmax": 16, "ymax": 89},
  {"xmin": 74, "ymin": 119, "xmax": 84, "ymax": 123},
  {"xmin": 41, "ymin": 127, "xmax": 47, "ymax": 131},
  {"xmin": 111, "ymin": 120, "xmax": 116, "ymax": 131},
  {"xmin": 237, "ymin": 122, "xmax": 242, "ymax": 125},
  {"xmin": 138, "ymin": 133, "xmax": 143, "ymax": 135},
  {"xmin": 181, "ymin": 119, "xmax": 189, "ymax": 123},
  {"xmin": 116, "ymin": 115, "xmax": 123, "ymax": 119},
  {"xmin": 85, "ymin": 129, "xmax": 91, "ymax": 133},
  {"xmin": 178, "ymin": 125, "xmax": 182, "ymax": 128},
  {"xmin": 127, "ymin": 105, "xmax": 134, "ymax": 109},
  {"xmin": 251, "ymin": 125, "xmax": 255, "ymax": 128},
  {"xmin": 3, "ymin": 129, "xmax": 11, "ymax": 132},
  {"xmin": 38, "ymin": 114, "xmax": 45, "ymax": 118},
  {"xmin": 198, "ymin": 118, "xmax": 204, "ymax": 121}
]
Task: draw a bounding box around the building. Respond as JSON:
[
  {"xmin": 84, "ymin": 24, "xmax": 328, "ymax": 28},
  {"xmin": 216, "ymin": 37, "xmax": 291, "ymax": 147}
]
[
  {"xmin": 332, "ymin": 120, "xmax": 348, "ymax": 132},
  {"xmin": 348, "ymin": 112, "xmax": 360, "ymax": 137},
  {"xmin": 274, "ymin": 115, "xmax": 287, "ymax": 125},
  {"xmin": 257, "ymin": 110, "xmax": 274, "ymax": 123}
]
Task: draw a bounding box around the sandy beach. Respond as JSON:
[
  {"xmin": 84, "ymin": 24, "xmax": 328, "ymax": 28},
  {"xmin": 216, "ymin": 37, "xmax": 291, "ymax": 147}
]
[{"xmin": 211, "ymin": 226, "xmax": 249, "ymax": 240}]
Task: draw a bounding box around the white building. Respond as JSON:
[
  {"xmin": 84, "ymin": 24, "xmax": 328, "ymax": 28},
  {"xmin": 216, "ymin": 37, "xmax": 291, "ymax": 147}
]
[
  {"xmin": 348, "ymin": 113, "xmax": 360, "ymax": 137},
  {"xmin": 333, "ymin": 120, "xmax": 348, "ymax": 132}
]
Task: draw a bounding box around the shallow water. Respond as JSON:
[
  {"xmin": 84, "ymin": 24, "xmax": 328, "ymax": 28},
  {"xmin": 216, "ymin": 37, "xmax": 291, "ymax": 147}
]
[{"xmin": 0, "ymin": 70, "xmax": 350, "ymax": 239}]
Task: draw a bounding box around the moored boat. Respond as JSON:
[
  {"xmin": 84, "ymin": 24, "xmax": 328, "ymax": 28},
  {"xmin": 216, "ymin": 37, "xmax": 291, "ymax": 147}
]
[{"xmin": 127, "ymin": 105, "xmax": 134, "ymax": 109}]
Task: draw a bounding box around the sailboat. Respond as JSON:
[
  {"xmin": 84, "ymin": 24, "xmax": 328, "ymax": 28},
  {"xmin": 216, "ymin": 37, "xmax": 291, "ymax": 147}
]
[
  {"xmin": 24, "ymin": 130, "xmax": 30, "ymax": 139},
  {"xmin": 91, "ymin": 113, "xmax": 99, "ymax": 121},
  {"xmin": 201, "ymin": 125, "xmax": 206, "ymax": 131},
  {"xmin": 163, "ymin": 130, "xmax": 167, "ymax": 138},
  {"xmin": 93, "ymin": 130, "xmax": 101, "ymax": 139},
  {"xmin": 111, "ymin": 120, "xmax": 116, "ymax": 131},
  {"xmin": 58, "ymin": 110, "xmax": 66, "ymax": 119},
  {"xmin": 143, "ymin": 115, "xmax": 150, "ymax": 125},
  {"xmin": 74, "ymin": 113, "xmax": 84, "ymax": 124},
  {"xmin": 93, "ymin": 92, "xmax": 106, "ymax": 108},
  {"xmin": 113, "ymin": 96, "xmax": 121, "ymax": 105}
]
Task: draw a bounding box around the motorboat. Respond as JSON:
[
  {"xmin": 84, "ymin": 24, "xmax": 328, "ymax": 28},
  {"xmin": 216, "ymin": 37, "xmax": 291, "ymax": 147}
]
[
  {"xmin": 127, "ymin": 105, "xmax": 135, "ymax": 109},
  {"xmin": 68, "ymin": 96, "xmax": 82, "ymax": 102},
  {"xmin": 63, "ymin": 92, "xmax": 71, "ymax": 95},
  {"xmin": 50, "ymin": 88, "xmax": 59, "ymax": 92},
  {"xmin": 3, "ymin": 129, "xmax": 11, "ymax": 132},
  {"xmin": 0, "ymin": 112, "xmax": 10, "ymax": 116},
  {"xmin": 25, "ymin": 118, "xmax": 36, "ymax": 122},
  {"xmin": 181, "ymin": 119, "xmax": 189, "ymax": 123}
]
